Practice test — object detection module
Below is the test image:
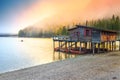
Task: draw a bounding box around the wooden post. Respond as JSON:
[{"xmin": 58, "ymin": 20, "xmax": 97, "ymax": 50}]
[
  {"xmin": 112, "ymin": 41, "xmax": 114, "ymax": 51},
  {"xmin": 61, "ymin": 41, "xmax": 62, "ymax": 48},
  {"xmin": 98, "ymin": 43, "xmax": 100, "ymax": 53},
  {"xmin": 70, "ymin": 42, "xmax": 72, "ymax": 49},
  {"xmin": 109, "ymin": 41, "xmax": 111, "ymax": 51},
  {"xmin": 75, "ymin": 42, "xmax": 77, "ymax": 49},
  {"xmin": 85, "ymin": 42, "xmax": 87, "ymax": 49},
  {"xmin": 53, "ymin": 40, "xmax": 55, "ymax": 51},
  {"xmin": 64, "ymin": 41, "xmax": 67, "ymax": 58},
  {"xmin": 103, "ymin": 42, "xmax": 105, "ymax": 53},
  {"xmin": 79, "ymin": 42, "xmax": 81, "ymax": 53},
  {"xmin": 65, "ymin": 41, "xmax": 67, "ymax": 49},
  {"xmin": 92, "ymin": 43, "xmax": 95, "ymax": 56},
  {"xmin": 68, "ymin": 41, "xmax": 70, "ymax": 53},
  {"xmin": 114, "ymin": 41, "xmax": 116, "ymax": 51},
  {"xmin": 106, "ymin": 41, "xmax": 108, "ymax": 52},
  {"xmin": 89, "ymin": 41, "xmax": 91, "ymax": 49},
  {"xmin": 59, "ymin": 41, "xmax": 60, "ymax": 53},
  {"xmin": 119, "ymin": 40, "xmax": 120, "ymax": 51}
]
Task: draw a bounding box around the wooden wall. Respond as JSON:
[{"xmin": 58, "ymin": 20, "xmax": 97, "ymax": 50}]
[
  {"xmin": 69, "ymin": 26, "xmax": 117, "ymax": 42},
  {"xmin": 92, "ymin": 30, "xmax": 101, "ymax": 43},
  {"xmin": 101, "ymin": 32, "xmax": 117, "ymax": 42},
  {"xmin": 69, "ymin": 27, "xmax": 92, "ymax": 42}
]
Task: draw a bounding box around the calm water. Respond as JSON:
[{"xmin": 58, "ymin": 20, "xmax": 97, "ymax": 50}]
[{"xmin": 0, "ymin": 37, "xmax": 77, "ymax": 73}]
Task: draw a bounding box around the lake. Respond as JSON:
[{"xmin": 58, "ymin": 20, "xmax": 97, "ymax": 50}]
[{"xmin": 0, "ymin": 37, "xmax": 77, "ymax": 73}]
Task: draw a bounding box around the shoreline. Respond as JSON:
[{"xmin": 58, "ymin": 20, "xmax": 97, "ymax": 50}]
[{"xmin": 0, "ymin": 51, "xmax": 120, "ymax": 80}]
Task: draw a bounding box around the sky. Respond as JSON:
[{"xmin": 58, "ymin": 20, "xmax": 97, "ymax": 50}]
[{"xmin": 0, "ymin": 0, "xmax": 120, "ymax": 34}]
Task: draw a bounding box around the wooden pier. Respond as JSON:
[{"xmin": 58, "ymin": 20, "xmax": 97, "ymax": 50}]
[{"xmin": 53, "ymin": 25, "xmax": 119, "ymax": 55}]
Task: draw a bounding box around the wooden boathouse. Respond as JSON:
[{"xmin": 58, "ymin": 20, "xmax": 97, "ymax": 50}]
[{"xmin": 53, "ymin": 25, "xmax": 118, "ymax": 55}]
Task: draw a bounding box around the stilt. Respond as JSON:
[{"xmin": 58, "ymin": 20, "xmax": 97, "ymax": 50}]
[
  {"xmin": 65, "ymin": 41, "xmax": 67, "ymax": 49},
  {"xmin": 109, "ymin": 41, "xmax": 111, "ymax": 51},
  {"xmin": 53, "ymin": 40, "xmax": 55, "ymax": 51},
  {"xmin": 65, "ymin": 41, "xmax": 67, "ymax": 58},
  {"xmin": 92, "ymin": 43, "xmax": 95, "ymax": 55},
  {"xmin": 79, "ymin": 42, "xmax": 81, "ymax": 53},
  {"xmin": 68, "ymin": 41, "xmax": 70, "ymax": 53},
  {"xmin": 59, "ymin": 41, "xmax": 60, "ymax": 53},
  {"xmin": 112, "ymin": 41, "xmax": 114, "ymax": 51},
  {"xmin": 114, "ymin": 41, "xmax": 116, "ymax": 51},
  {"xmin": 103, "ymin": 42, "xmax": 105, "ymax": 53},
  {"xmin": 85, "ymin": 42, "xmax": 87, "ymax": 49},
  {"xmin": 107, "ymin": 41, "xmax": 108, "ymax": 51},
  {"xmin": 98, "ymin": 43, "xmax": 100, "ymax": 53},
  {"xmin": 89, "ymin": 41, "xmax": 91, "ymax": 49},
  {"xmin": 119, "ymin": 40, "xmax": 120, "ymax": 51},
  {"xmin": 75, "ymin": 42, "xmax": 77, "ymax": 49}
]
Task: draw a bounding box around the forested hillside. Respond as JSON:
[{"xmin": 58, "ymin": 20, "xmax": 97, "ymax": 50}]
[
  {"xmin": 18, "ymin": 15, "xmax": 120, "ymax": 37},
  {"xmin": 86, "ymin": 15, "xmax": 120, "ymax": 31}
]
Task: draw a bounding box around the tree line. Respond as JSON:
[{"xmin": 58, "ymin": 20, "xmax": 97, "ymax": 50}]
[
  {"xmin": 18, "ymin": 26, "xmax": 69, "ymax": 37},
  {"xmin": 85, "ymin": 15, "xmax": 120, "ymax": 31},
  {"xmin": 18, "ymin": 15, "xmax": 120, "ymax": 38}
]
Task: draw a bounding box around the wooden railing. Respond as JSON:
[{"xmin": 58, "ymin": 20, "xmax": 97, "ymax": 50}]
[{"xmin": 53, "ymin": 36, "xmax": 70, "ymax": 41}]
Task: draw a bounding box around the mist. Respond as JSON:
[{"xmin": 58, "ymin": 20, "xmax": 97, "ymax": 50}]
[{"xmin": 17, "ymin": 0, "xmax": 120, "ymax": 30}]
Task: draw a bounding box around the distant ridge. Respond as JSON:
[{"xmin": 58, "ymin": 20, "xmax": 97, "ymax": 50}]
[{"xmin": 0, "ymin": 34, "xmax": 18, "ymax": 37}]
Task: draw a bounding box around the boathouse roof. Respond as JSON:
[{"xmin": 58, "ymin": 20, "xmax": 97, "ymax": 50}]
[{"xmin": 68, "ymin": 25, "xmax": 118, "ymax": 33}]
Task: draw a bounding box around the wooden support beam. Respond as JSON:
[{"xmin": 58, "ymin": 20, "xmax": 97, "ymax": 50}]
[
  {"xmin": 85, "ymin": 42, "xmax": 87, "ymax": 49},
  {"xmin": 103, "ymin": 42, "xmax": 105, "ymax": 53},
  {"xmin": 114, "ymin": 41, "xmax": 116, "ymax": 51},
  {"xmin": 79, "ymin": 42, "xmax": 81, "ymax": 53},
  {"xmin": 92, "ymin": 43, "xmax": 95, "ymax": 56},
  {"xmin": 65, "ymin": 41, "xmax": 67, "ymax": 57},
  {"xmin": 68, "ymin": 42, "xmax": 70, "ymax": 53},
  {"xmin": 98, "ymin": 43, "xmax": 100, "ymax": 53},
  {"xmin": 53, "ymin": 41, "xmax": 55, "ymax": 51},
  {"xmin": 89, "ymin": 42, "xmax": 91, "ymax": 49},
  {"xmin": 109, "ymin": 41, "xmax": 111, "ymax": 51},
  {"xmin": 65, "ymin": 41, "xmax": 67, "ymax": 49},
  {"xmin": 59, "ymin": 41, "xmax": 60, "ymax": 53},
  {"xmin": 106, "ymin": 41, "xmax": 109, "ymax": 52},
  {"xmin": 119, "ymin": 40, "xmax": 120, "ymax": 51},
  {"xmin": 75, "ymin": 42, "xmax": 77, "ymax": 49},
  {"xmin": 112, "ymin": 41, "xmax": 114, "ymax": 51}
]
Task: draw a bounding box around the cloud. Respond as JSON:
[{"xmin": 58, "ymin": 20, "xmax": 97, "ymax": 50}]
[{"xmin": 17, "ymin": 0, "xmax": 120, "ymax": 29}]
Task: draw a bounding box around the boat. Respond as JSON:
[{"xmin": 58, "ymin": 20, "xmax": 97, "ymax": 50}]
[
  {"xmin": 70, "ymin": 50, "xmax": 85, "ymax": 54},
  {"xmin": 54, "ymin": 47, "xmax": 59, "ymax": 51},
  {"xmin": 21, "ymin": 40, "xmax": 23, "ymax": 42}
]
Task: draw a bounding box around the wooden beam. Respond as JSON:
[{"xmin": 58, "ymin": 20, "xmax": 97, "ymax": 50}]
[
  {"xmin": 98, "ymin": 43, "xmax": 100, "ymax": 53},
  {"xmin": 106, "ymin": 41, "xmax": 109, "ymax": 52},
  {"xmin": 92, "ymin": 43, "xmax": 95, "ymax": 56},
  {"xmin": 75, "ymin": 42, "xmax": 77, "ymax": 49},
  {"xmin": 68, "ymin": 42, "xmax": 70, "ymax": 53},
  {"xmin": 112, "ymin": 41, "xmax": 114, "ymax": 51},
  {"xmin": 119, "ymin": 40, "xmax": 120, "ymax": 51},
  {"xmin": 59, "ymin": 41, "xmax": 60, "ymax": 53},
  {"xmin": 114, "ymin": 41, "xmax": 116, "ymax": 51},
  {"xmin": 79, "ymin": 42, "xmax": 81, "ymax": 53},
  {"xmin": 53, "ymin": 41, "xmax": 55, "ymax": 52},
  {"xmin": 89, "ymin": 41, "xmax": 91, "ymax": 49},
  {"xmin": 109, "ymin": 41, "xmax": 111, "ymax": 51}
]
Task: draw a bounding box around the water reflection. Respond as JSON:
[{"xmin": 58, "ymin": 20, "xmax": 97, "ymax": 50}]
[
  {"xmin": 0, "ymin": 37, "xmax": 78, "ymax": 73},
  {"xmin": 53, "ymin": 51, "xmax": 78, "ymax": 61}
]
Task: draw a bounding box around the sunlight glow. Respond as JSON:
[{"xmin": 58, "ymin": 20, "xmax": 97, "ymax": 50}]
[{"xmin": 15, "ymin": 0, "xmax": 120, "ymax": 30}]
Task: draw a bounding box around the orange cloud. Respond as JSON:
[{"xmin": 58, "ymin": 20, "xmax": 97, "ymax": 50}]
[{"xmin": 16, "ymin": 0, "xmax": 120, "ymax": 29}]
